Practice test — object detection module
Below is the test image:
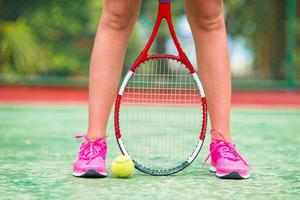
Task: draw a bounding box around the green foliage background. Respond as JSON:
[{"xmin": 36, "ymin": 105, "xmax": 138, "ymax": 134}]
[
  {"xmin": 0, "ymin": 0, "xmax": 299, "ymax": 86},
  {"xmin": 0, "ymin": 0, "xmax": 102, "ymax": 76}
]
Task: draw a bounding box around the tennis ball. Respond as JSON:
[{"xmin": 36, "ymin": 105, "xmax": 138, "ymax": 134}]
[{"xmin": 111, "ymin": 155, "xmax": 134, "ymax": 178}]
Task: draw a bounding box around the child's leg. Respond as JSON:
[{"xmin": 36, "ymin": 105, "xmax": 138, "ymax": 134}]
[
  {"xmin": 185, "ymin": 1, "xmax": 250, "ymax": 179},
  {"xmin": 88, "ymin": 0, "xmax": 141, "ymax": 138},
  {"xmin": 184, "ymin": 0, "xmax": 232, "ymax": 141}
]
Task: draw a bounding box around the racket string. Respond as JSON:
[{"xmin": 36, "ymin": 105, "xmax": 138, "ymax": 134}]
[{"xmin": 120, "ymin": 58, "xmax": 204, "ymax": 169}]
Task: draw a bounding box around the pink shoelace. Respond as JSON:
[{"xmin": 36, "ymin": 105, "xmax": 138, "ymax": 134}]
[
  {"xmin": 201, "ymin": 128, "xmax": 249, "ymax": 168},
  {"xmin": 75, "ymin": 135, "xmax": 107, "ymax": 164}
]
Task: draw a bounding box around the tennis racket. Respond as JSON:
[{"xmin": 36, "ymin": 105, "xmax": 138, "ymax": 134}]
[{"xmin": 114, "ymin": 0, "xmax": 207, "ymax": 176}]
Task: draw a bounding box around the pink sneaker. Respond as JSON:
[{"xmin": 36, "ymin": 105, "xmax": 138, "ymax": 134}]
[
  {"xmin": 203, "ymin": 128, "xmax": 250, "ymax": 179},
  {"xmin": 73, "ymin": 135, "xmax": 107, "ymax": 178}
]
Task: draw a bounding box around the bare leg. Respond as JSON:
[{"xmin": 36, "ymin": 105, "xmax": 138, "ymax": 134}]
[
  {"xmin": 185, "ymin": 0, "xmax": 232, "ymax": 141},
  {"xmin": 88, "ymin": 0, "xmax": 141, "ymax": 139}
]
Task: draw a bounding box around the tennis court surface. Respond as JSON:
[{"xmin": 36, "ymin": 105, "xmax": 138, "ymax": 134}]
[{"xmin": 0, "ymin": 102, "xmax": 299, "ymax": 199}]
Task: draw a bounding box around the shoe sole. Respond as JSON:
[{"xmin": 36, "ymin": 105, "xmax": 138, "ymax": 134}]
[
  {"xmin": 73, "ymin": 169, "xmax": 107, "ymax": 178},
  {"xmin": 209, "ymin": 166, "xmax": 249, "ymax": 179}
]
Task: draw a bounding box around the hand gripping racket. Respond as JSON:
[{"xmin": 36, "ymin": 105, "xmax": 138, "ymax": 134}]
[{"xmin": 114, "ymin": 0, "xmax": 207, "ymax": 175}]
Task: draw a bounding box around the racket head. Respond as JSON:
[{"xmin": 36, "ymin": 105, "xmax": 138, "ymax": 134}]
[
  {"xmin": 115, "ymin": 56, "xmax": 207, "ymax": 176},
  {"xmin": 114, "ymin": 0, "xmax": 207, "ymax": 176}
]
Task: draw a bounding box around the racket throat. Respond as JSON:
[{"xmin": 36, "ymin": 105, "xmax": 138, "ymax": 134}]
[
  {"xmin": 140, "ymin": 2, "xmax": 173, "ymax": 59},
  {"xmin": 158, "ymin": 1, "xmax": 172, "ymax": 19}
]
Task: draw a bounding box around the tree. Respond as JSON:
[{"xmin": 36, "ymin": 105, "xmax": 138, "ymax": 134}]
[{"xmin": 226, "ymin": 0, "xmax": 288, "ymax": 79}]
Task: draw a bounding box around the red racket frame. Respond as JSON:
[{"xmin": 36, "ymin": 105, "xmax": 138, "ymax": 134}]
[
  {"xmin": 114, "ymin": 0, "xmax": 208, "ymax": 175},
  {"xmin": 130, "ymin": 2, "xmax": 195, "ymax": 73}
]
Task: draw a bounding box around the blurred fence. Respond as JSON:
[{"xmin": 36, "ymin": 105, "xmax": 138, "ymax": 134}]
[
  {"xmin": 226, "ymin": 0, "xmax": 300, "ymax": 89},
  {"xmin": 0, "ymin": 0, "xmax": 299, "ymax": 89}
]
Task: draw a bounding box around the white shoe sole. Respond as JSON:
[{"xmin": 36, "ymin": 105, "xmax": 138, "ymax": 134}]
[
  {"xmin": 209, "ymin": 166, "xmax": 216, "ymax": 173},
  {"xmin": 209, "ymin": 166, "xmax": 250, "ymax": 179},
  {"xmin": 73, "ymin": 169, "xmax": 107, "ymax": 178}
]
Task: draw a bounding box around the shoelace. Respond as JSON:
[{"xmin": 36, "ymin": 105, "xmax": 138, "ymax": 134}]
[
  {"xmin": 75, "ymin": 135, "xmax": 107, "ymax": 164},
  {"xmin": 201, "ymin": 128, "xmax": 249, "ymax": 168}
]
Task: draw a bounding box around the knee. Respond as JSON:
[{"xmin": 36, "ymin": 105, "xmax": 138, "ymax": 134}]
[
  {"xmin": 102, "ymin": 0, "xmax": 139, "ymax": 31},
  {"xmin": 187, "ymin": 0, "xmax": 224, "ymax": 31}
]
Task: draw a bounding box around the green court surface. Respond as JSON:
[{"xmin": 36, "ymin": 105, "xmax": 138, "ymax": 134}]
[{"xmin": 0, "ymin": 104, "xmax": 299, "ymax": 200}]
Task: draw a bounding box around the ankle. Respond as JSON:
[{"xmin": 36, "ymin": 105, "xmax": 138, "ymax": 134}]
[
  {"xmin": 210, "ymin": 128, "xmax": 232, "ymax": 142},
  {"xmin": 86, "ymin": 131, "xmax": 107, "ymax": 141}
]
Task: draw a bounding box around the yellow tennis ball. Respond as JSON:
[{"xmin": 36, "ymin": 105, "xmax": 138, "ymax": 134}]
[{"xmin": 111, "ymin": 155, "xmax": 134, "ymax": 178}]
